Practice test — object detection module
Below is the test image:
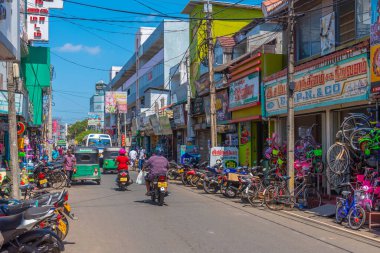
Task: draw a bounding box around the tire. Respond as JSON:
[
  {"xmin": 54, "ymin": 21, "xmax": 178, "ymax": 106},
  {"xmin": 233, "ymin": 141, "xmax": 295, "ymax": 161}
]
[
  {"xmin": 55, "ymin": 214, "xmax": 70, "ymax": 241},
  {"xmin": 50, "ymin": 172, "xmax": 66, "ymax": 189},
  {"xmin": 203, "ymin": 180, "xmax": 219, "ymax": 194},
  {"xmin": 341, "ymin": 115, "xmax": 370, "ymax": 142},
  {"xmin": 151, "ymin": 193, "xmax": 156, "ymax": 202},
  {"xmin": 326, "ymin": 143, "xmax": 349, "ymax": 175},
  {"xmin": 119, "ymin": 184, "xmax": 126, "ymax": 191},
  {"xmin": 335, "ymin": 201, "xmax": 345, "ymax": 224},
  {"xmin": 96, "ymin": 180, "xmax": 101, "ymax": 185},
  {"xmin": 248, "ymin": 184, "xmax": 264, "ymax": 207},
  {"xmin": 264, "ymin": 185, "xmax": 287, "ymax": 211},
  {"xmin": 19, "ymin": 230, "xmax": 63, "ymax": 253},
  {"xmin": 167, "ymin": 169, "xmax": 177, "ymax": 180},
  {"xmin": 348, "ymin": 206, "xmax": 366, "ymax": 230},
  {"xmin": 304, "ymin": 187, "xmax": 321, "ymax": 209},
  {"xmin": 190, "ymin": 175, "xmax": 200, "ymax": 187},
  {"xmin": 224, "ymin": 186, "xmax": 237, "ymax": 198},
  {"xmin": 181, "ymin": 174, "xmax": 188, "ymax": 186},
  {"xmin": 158, "ymin": 192, "xmax": 165, "ymax": 206},
  {"xmin": 350, "ymin": 128, "xmax": 371, "ymax": 151}
]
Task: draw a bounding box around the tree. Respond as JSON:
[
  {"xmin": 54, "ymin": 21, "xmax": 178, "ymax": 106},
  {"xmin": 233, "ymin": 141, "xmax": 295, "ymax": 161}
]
[
  {"xmin": 75, "ymin": 129, "xmax": 100, "ymax": 143},
  {"xmin": 68, "ymin": 119, "xmax": 88, "ymax": 140}
]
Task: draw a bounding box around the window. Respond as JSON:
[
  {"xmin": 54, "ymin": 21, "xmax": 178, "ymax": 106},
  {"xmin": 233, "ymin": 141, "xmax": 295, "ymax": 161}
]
[
  {"xmin": 336, "ymin": 0, "xmax": 355, "ymax": 45},
  {"xmin": 127, "ymin": 89, "xmax": 131, "ymax": 96},
  {"xmin": 160, "ymin": 98, "xmax": 165, "ymax": 108},
  {"xmin": 140, "ymin": 96, "xmax": 145, "ymax": 107},
  {"xmin": 356, "ymin": 0, "xmax": 370, "ymax": 38},
  {"xmin": 296, "ymin": 4, "xmax": 322, "ymax": 61},
  {"xmin": 214, "ymin": 44, "xmax": 224, "ymax": 65}
]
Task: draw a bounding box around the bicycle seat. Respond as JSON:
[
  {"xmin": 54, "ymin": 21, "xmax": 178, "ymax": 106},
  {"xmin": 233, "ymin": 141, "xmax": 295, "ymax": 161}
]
[
  {"xmin": 341, "ymin": 191, "xmax": 351, "ymax": 197},
  {"xmin": 0, "ymin": 213, "xmax": 23, "ymax": 231}
]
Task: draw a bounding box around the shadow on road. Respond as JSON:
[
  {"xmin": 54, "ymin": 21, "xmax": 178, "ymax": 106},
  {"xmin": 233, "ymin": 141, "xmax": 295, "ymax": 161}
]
[{"xmin": 134, "ymin": 200, "xmax": 168, "ymax": 206}]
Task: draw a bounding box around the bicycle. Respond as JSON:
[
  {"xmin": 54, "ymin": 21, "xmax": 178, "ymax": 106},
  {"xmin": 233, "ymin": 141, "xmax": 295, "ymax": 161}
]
[
  {"xmin": 295, "ymin": 124, "xmax": 318, "ymax": 160},
  {"xmin": 264, "ymin": 172, "xmax": 322, "ymax": 211},
  {"xmin": 335, "ymin": 182, "xmax": 366, "ymax": 230}
]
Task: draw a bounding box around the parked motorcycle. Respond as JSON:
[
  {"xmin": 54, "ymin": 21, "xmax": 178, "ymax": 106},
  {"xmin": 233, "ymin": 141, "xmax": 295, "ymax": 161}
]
[
  {"xmin": 150, "ymin": 174, "xmax": 168, "ymax": 206},
  {"xmin": 116, "ymin": 170, "xmax": 133, "ymax": 191},
  {"xmin": 0, "ymin": 206, "xmax": 65, "ymax": 252},
  {"xmin": 167, "ymin": 161, "xmax": 184, "ymax": 180}
]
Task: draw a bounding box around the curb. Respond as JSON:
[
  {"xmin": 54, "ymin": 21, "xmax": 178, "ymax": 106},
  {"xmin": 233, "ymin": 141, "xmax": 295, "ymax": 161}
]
[{"xmin": 281, "ymin": 210, "xmax": 380, "ymax": 244}]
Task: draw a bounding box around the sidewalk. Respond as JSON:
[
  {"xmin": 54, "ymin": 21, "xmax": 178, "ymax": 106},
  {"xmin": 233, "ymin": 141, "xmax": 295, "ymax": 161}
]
[{"xmin": 282, "ymin": 208, "xmax": 380, "ymax": 243}]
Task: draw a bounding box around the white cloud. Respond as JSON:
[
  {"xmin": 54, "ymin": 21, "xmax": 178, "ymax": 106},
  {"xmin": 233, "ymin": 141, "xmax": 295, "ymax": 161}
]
[{"xmin": 54, "ymin": 43, "xmax": 101, "ymax": 55}]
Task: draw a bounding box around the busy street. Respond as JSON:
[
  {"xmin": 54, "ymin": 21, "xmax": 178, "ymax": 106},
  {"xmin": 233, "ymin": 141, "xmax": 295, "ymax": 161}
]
[
  {"xmin": 63, "ymin": 172, "xmax": 380, "ymax": 253},
  {"xmin": 2, "ymin": 0, "xmax": 380, "ymax": 252}
]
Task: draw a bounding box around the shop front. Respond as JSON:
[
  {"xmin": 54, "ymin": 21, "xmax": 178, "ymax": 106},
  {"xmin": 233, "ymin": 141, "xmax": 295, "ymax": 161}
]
[
  {"xmin": 172, "ymin": 103, "xmax": 187, "ymax": 162},
  {"xmin": 264, "ymin": 43, "xmax": 370, "ymax": 192}
]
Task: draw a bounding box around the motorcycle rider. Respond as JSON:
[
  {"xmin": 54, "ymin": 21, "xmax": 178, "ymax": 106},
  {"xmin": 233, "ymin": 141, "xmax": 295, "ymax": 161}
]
[
  {"xmin": 143, "ymin": 147, "xmax": 169, "ymax": 195},
  {"xmin": 115, "ymin": 148, "xmax": 129, "ymax": 172}
]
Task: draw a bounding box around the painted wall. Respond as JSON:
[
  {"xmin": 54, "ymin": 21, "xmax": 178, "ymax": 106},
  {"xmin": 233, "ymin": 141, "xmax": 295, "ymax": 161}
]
[
  {"xmin": 188, "ymin": 4, "xmax": 263, "ymax": 95},
  {"xmin": 0, "ymin": 0, "xmax": 20, "ymax": 60}
]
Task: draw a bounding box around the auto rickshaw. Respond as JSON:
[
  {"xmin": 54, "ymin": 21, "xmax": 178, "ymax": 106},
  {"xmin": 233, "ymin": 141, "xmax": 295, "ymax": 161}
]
[
  {"xmin": 72, "ymin": 147, "xmax": 101, "ymax": 185},
  {"xmin": 102, "ymin": 147, "xmax": 122, "ymax": 173}
]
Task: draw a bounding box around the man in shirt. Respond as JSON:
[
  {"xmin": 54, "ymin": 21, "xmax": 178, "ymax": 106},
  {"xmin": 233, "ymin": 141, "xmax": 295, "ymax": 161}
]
[
  {"xmin": 138, "ymin": 148, "xmax": 146, "ymax": 172},
  {"xmin": 64, "ymin": 149, "xmax": 76, "ymax": 187},
  {"xmin": 143, "ymin": 148, "xmax": 169, "ymax": 195},
  {"xmin": 129, "ymin": 148, "xmax": 138, "ymax": 170}
]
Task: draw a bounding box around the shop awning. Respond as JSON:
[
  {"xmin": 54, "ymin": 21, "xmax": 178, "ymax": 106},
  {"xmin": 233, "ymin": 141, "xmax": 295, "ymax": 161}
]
[{"xmin": 228, "ymin": 115, "xmax": 261, "ymax": 124}]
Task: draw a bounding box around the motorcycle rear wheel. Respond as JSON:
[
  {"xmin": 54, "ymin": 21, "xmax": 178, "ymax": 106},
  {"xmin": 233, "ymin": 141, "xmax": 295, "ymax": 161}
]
[
  {"xmin": 158, "ymin": 192, "xmax": 165, "ymax": 206},
  {"xmin": 203, "ymin": 180, "xmax": 219, "ymax": 194}
]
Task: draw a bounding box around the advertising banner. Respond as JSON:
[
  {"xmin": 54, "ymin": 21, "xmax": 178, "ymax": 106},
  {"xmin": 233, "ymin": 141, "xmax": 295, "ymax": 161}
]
[
  {"xmin": 371, "ymin": 0, "xmax": 380, "ymax": 92},
  {"xmin": 179, "ymin": 145, "xmax": 200, "ymax": 165},
  {"xmin": 229, "ymin": 73, "xmax": 259, "ymax": 109},
  {"xmin": 173, "ymin": 104, "xmax": 185, "ymax": 127},
  {"xmin": 216, "ymin": 89, "xmax": 231, "ymax": 122},
  {"xmin": 88, "ymin": 113, "xmax": 102, "ymax": 126},
  {"xmin": 239, "ymin": 122, "xmax": 252, "ymax": 167},
  {"xmin": 158, "ymin": 115, "xmax": 172, "ymax": 135},
  {"xmin": 210, "ymin": 147, "xmax": 239, "ymax": 169},
  {"xmin": 105, "ymin": 92, "xmax": 127, "ymax": 113},
  {"xmin": 192, "ymin": 97, "xmax": 204, "ymax": 115},
  {"xmin": 320, "ymin": 12, "xmax": 335, "ymax": 56},
  {"xmin": 0, "ymin": 91, "xmax": 24, "ymax": 116},
  {"xmin": 265, "ymin": 53, "xmax": 369, "ymax": 116},
  {"xmin": 149, "ymin": 114, "xmax": 161, "ymax": 135},
  {"xmin": 194, "ymin": 74, "xmax": 210, "ymax": 96}
]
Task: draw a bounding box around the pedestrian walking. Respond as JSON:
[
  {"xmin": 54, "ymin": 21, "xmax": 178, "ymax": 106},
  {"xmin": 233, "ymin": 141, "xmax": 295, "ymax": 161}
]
[
  {"xmin": 64, "ymin": 149, "xmax": 76, "ymax": 187},
  {"xmin": 138, "ymin": 147, "xmax": 146, "ymax": 172},
  {"xmin": 52, "ymin": 147, "xmax": 59, "ymax": 161},
  {"xmin": 129, "ymin": 148, "xmax": 138, "ymax": 171}
]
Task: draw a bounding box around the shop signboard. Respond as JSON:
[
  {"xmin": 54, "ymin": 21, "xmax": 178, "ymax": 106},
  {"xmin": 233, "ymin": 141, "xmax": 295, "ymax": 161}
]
[
  {"xmin": 320, "ymin": 12, "xmax": 335, "ymax": 56},
  {"xmin": 371, "ymin": 0, "xmax": 380, "ymax": 93},
  {"xmin": 194, "ymin": 74, "xmax": 210, "ymax": 96},
  {"xmin": 265, "ymin": 53, "xmax": 369, "ymax": 116},
  {"xmin": 229, "ymin": 73, "xmax": 259, "ymax": 109},
  {"xmin": 210, "ymin": 147, "xmax": 239, "ymax": 169},
  {"xmin": 239, "ymin": 122, "xmax": 252, "ymax": 167},
  {"xmin": 88, "ymin": 113, "xmax": 102, "ymax": 126},
  {"xmin": 105, "ymin": 92, "xmax": 127, "ymax": 113},
  {"xmin": 173, "ymin": 104, "xmax": 185, "ymax": 127},
  {"xmin": 203, "ymin": 96, "xmax": 211, "ymax": 126},
  {"xmin": 0, "ymin": 91, "xmax": 24, "ymax": 116},
  {"xmin": 216, "ymin": 89, "xmax": 231, "ymax": 122},
  {"xmin": 26, "ymin": 0, "xmax": 64, "ymax": 42},
  {"xmin": 179, "ymin": 145, "xmax": 200, "ymax": 165},
  {"xmin": 262, "ymin": 0, "xmax": 288, "ymax": 17},
  {"xmin": 149, "ymin": 114, "xmax": 161, "ymax": 135},
  {"xmin": 158, "ymin": 115, "xmax": 172, "ymax": 135},
  {"xmin": 192, "ymin": 97, "xmax": 204, "ymax": 115}
]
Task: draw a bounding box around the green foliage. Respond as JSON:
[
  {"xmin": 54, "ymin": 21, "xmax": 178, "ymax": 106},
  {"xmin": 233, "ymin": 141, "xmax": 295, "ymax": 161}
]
[
  {"xmin": 68, "ymin": 119, "xmax": 88, "ymax": 140},
  {"xmin": 75, "ymin": 130, "xmax": 101, "ymax": 143}
]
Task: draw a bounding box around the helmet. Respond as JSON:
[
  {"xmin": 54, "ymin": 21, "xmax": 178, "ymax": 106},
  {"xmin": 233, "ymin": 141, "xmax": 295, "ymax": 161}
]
[
  {"xmin": 119, "ymin": 148, "xmax": 126, "ymax": 155},
  {"xmin": 154, "ymin": 147, "xmax": 164, "ymax": 156}
]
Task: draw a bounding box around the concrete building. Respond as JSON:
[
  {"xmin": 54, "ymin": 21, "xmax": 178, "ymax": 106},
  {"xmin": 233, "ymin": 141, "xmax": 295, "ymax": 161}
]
[
  {"xmin": 89, "ymin": 81, "xmax": 106, "ymax": 130},
  {"xmin": 108, "ymin": 20, "xmax": 189, "ymax": 155}
]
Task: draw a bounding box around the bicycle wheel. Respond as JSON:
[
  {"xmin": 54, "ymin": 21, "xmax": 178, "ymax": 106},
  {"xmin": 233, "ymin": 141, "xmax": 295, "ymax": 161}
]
[
  {"xmin": 335, "ymin": 201, "xmax": 345, "ymax": 224},
  {"xmin": 341, "ymin": 115, "xmax": 370, "ymax": 142},
  {"xmin": 349, "ymin": 128, "xmax": 371, "ymax": 151},
  {"xmin": 50, "ymin": 171, "xmax": 66, "ymax": 189},
  {"xmin": 348, "ymin": 206, "xmax": 366, "ymax": 230},
  {"xmin": 326, "ymin": 143, "xmax": 349, "ymax": 174},
  {"xmin": 248, "ymin": 183, "xmax": 265, "ymax": 207},
  {"xmin": 327, "ymin": 172, "xmax": 347, "ymax": 188},
  {"xmin": 264, "ymin": 185, "xmax": 287, "ymax": 211},
  {"xmin": 304, "ymin": 187, "xmax": 321, "ymax": 208}
]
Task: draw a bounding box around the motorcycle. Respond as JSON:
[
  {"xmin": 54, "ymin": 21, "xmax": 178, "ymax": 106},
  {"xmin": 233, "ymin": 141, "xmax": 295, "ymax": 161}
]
[
  {"xmin": 116, "ymin": 170, "xmax": 133, "ymax": 191},
  {"xmin": 150, "ymin": 174, "xmax": 168, "ymax": 206},
  {"xmin": 167, "ymin": 161, "xmax": 184, "ymax": 180},
  {"xmin": 0, "ymin": 206, "xmax": 65, "ymax": 252}
]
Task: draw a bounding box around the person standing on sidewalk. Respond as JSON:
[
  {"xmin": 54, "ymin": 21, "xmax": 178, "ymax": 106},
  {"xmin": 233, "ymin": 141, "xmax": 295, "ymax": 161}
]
[
  {"xmin": 138, "ymin": 147, "xmax": 146, "ymax": 172},
  {"xmin": 129, "ymin": 148, "xmax": 138, "ymax": 171},
  {"xmin": 64, "ymin": 149, "xmax": 76, "ymax": 187}
]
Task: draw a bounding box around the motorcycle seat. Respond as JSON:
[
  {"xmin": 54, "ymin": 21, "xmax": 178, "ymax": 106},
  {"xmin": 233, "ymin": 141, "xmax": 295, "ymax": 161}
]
[
  {"xmin": 0, "ymin": 213, "xmax": 23, "ymax": 231},
  {"xmin": 24, "ymin": 206, "xmax": 52, "ymax": 220},
  {"xmin": 1, "ymin": 204, "xmax": 30, "ymax": 216},
  {"xmin": 341, "ymin": 191, "xmax": 351, "ymax": 197}
]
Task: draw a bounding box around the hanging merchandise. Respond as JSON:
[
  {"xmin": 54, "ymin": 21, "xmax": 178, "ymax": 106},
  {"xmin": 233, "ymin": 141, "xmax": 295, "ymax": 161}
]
[{"xmin": 17, "ymin": 122, "xmax": 26, "ymax": 135}]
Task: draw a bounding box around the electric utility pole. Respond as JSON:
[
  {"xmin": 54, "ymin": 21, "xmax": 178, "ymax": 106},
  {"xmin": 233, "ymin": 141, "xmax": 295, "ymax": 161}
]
[
  {"xmin": 7, "ymin": 62, "xmax": 20, "ymax": 199},
  {"xmin": 287, "ymin": 0, "xmax": 296, "ymax": 194},
  {"xmin": 47, "ymin": 85, "xmax": 53, "ymax": 161},
  {"xmin": 205, "ymin": 0, "xmax": 217, "ymax": 148},
  {"xmin": 186, "ymin": 55, "xmax": 193, "ymax": 143},
  {"xmin": 117, "ymin": 106, "xmax": 121, "ymax": 147}
]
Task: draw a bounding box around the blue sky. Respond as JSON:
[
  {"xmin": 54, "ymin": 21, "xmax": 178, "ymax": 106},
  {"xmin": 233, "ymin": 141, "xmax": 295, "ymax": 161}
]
[{"xmin": 45, "ymin": 0, "xmax": 263, "ymax": 123}]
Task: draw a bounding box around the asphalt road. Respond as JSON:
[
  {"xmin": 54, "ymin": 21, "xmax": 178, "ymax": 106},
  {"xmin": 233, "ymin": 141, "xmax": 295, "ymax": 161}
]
[{"xmin": 64, "ymin": 172, "xmax": 380, "ymax": 253}]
